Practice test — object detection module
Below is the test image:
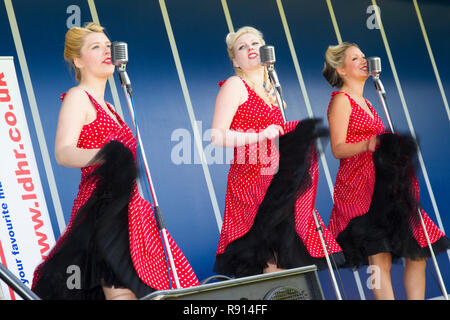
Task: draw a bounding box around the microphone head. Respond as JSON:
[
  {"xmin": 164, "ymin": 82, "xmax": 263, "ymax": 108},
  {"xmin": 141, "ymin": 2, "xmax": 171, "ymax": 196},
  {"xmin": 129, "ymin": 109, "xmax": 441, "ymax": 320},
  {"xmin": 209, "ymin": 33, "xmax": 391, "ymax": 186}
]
[
  {"xmin": 367, "ymin": 56, "xmax": 381, "ymax": 77},
  {"xmin": 259, "ymin": 45, "xmax": 276, "ymax": 66},
  {"xmin": 111, "ymin": 41, "xmax": 128, "ymax": 66}
]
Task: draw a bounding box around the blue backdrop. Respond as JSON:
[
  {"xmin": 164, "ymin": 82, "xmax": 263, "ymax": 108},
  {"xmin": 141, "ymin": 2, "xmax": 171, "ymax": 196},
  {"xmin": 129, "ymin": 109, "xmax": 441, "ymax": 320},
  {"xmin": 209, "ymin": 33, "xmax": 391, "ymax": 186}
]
[{"xmin": 1, "ymin": 0, "xmax": 448, "ymax": 300}]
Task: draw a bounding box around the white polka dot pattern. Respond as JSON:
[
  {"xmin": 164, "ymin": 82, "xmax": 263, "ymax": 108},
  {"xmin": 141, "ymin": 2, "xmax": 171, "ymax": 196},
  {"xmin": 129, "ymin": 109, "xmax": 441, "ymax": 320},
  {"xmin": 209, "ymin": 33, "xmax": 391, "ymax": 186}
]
[
  {"xmin": 216, "ymin": 78, "xmax": 342, "ymax": 259},
  {"xmin": 38, "ymin": 91, "xmax": 199, "ymax": 290},
  {"xmin": 327, "ymin": 92, "xmax": 445, "ymax": 248},
  {"xmin": 408, "ymin": 173, "xmax": 445, "ymax": 248}
]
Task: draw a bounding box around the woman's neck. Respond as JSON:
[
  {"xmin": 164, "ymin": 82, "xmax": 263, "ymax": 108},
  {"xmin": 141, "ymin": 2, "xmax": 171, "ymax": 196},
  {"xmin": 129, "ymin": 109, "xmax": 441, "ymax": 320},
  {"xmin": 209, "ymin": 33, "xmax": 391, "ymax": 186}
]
[
  {"xmin": 340, "ymin": 79, "xmax": 365, "ymax": 99},
  {"xmin": 78, "ymin": 76, "xmax": 107, "ymax": 103},
  {"xmin": 241, "ymin": 67, "xmax": 265, "ymax": 87},
  {"xmin": 240, "ymin": 66, "xmax": 277, "ymax": 106}
]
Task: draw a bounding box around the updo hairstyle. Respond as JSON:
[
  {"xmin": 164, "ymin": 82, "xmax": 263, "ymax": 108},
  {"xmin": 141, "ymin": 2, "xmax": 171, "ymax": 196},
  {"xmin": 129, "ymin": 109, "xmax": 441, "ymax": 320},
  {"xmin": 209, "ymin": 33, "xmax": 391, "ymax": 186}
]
[
  {"xmin": 322, "ymin": 42, "xmax": 359, "ymax": 88},
  {"xmin": 64, "ymin": 22, "xmax": 105, "ymax": 82}
]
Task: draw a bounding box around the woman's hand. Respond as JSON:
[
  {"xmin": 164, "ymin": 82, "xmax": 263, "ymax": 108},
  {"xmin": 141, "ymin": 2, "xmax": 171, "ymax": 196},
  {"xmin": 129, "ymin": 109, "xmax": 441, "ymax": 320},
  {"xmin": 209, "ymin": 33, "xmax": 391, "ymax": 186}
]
[
  {"xmin": 259, "ymin": 124, "xmax": 284, "ymax": 141},
  {"xmin": 366, "ymin": 135, "xmax": 378, "ymax": 152}
]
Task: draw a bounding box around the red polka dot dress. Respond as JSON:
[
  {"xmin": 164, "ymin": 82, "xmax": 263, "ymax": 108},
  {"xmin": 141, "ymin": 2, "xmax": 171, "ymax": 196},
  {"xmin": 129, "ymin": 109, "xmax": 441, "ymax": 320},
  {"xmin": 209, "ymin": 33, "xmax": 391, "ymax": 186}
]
[
  {"xmin": 214, "ymin": 78, "xmax": 343, "ymax": 277},
  {"xmin": 32, "ymin": 91, "xmax": 198, "ymax": 299},
  {"xmin": 327, "ymin": 92, "xmax": 449, "ymax": 267}
]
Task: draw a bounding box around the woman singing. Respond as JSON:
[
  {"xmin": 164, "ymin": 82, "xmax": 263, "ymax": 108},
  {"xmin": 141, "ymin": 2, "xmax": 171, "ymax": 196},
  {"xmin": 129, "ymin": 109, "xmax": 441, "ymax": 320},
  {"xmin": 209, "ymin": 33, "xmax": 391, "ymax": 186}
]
[
  {"xmin": 31, "ymin": 22, "xmax": 198, "ymax": 299},
  {"xmin": 323, "ymin": 42, "xmax": 450, "ymax": 299},
  {"xmin": 211, "ymin": 26, "xmax": 343, "ymax": 278}
]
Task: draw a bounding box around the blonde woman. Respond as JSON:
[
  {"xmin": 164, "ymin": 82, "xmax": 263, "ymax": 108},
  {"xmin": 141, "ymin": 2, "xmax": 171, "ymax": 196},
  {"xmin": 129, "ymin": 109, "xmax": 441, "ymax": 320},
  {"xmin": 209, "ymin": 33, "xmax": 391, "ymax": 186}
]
[
  {"xmin": 211, "ymin": 26, "xmax": 343, "ymax": 278},
  {"xmin": 324, "ymin": 42, "xmax": 450, "ymax": 299},
  {"xmin": 31, "ymin": 22, "xmax": 198, "ymax": 299}
]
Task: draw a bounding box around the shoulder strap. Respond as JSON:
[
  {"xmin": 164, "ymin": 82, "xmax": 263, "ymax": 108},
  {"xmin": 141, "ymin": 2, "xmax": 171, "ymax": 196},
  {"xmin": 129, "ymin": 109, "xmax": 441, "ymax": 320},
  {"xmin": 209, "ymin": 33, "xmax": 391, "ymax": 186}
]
[
  {"xmin": 332, "ymin": 91, "xmax": 355, "ymax": 106},
  {"xmin": 332, "ymin": 91, "xmax": 350, "ymax": 100},
  {"xmin": 327, "ymin": 91, "xmax": 354, "ymax": 115},
  {"xmin": 239, "ymin": 77, "xmax": 252, "ymax": 93},
  {"xmin": 83, "ymin": 90, "xmax": 102, "ymax": 111}
]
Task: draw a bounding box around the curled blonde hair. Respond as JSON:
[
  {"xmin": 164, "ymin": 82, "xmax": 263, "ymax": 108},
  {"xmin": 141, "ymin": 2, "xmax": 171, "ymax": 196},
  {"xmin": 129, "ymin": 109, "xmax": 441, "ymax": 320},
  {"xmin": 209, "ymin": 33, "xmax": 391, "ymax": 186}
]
[
  {"xmin": 225, "ymin": 26, "xmax": 279, "ymax": 107},
  {"xmin": 64, "ymin": 22, "xmax": 105, "ymax": 82},
  {"xmin": 225, "ymin": 26, "xmax": 266, "ymax": 78},
  {"xmin": 322, "ymin": 42, "xmax": 359, "ymax": 88}
]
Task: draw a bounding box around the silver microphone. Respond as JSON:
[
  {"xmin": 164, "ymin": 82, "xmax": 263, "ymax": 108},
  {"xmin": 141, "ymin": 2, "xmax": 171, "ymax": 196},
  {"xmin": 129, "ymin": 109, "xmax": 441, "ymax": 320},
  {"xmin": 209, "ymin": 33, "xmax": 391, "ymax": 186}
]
[
  {"xmin": 259, "ymin": 45, "xmax": 276, "ymax": 66},
  {"xmin": 111, "ymin": 41, "xmax": 132, "ymax": 96},
  {"xmin": 367, "ymin": 56, "xmax": 381, "ymax": 78},
  {"xmin": 259, "ymin": 45, "xmax": 286, "ymax": 122},
  {"xmin": 111, "ymin": 41, "xmax": 128, "ymax": 66},
  {"xmin": 367, "ymin": 56, "xmax": 393, "ymax": 130},
  {"xmin": 259, "ymin": 45, "xmax": 281, "ymax": 95}
]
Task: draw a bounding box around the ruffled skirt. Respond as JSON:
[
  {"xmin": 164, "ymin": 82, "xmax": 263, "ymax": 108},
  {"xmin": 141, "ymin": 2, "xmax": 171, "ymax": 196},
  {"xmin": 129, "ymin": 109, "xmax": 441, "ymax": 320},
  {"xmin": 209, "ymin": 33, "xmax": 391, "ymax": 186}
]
[
  {"xmin": 214, "ymin": 119, "xmax": 345, "ymax": 278},
  {"xmin": 32, "ymin": 141, "xmax": 156, "ymax": 299},
  {"xmin": 336, "ymin": 133, "xmax": 450, "ymax": 268}
]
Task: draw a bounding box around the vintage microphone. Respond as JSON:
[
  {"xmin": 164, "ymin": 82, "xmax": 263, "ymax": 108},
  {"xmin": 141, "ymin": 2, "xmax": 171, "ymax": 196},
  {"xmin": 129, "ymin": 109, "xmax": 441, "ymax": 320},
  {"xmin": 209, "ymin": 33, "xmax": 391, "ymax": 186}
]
[
  {"xmin": 111, "ymin": 42, "xmax": 132, "ymax": 96},
  {"xmin": 259, "ymin": 45, "xmax": 287, "ymax": 123},
  {"xmin": 111, "ymin": 41, "xmax": 182, "ymax": 289},
  {"xmin": 260, "ymin": 45, "xmax": 343, "ymax": 300},
  {"xmin": 367, "ymin": 57, "xmax": 395, "ymax": 132},
  {"xmin": 367, "ymin": 56, "xmax": 449, "ymax": 300}
]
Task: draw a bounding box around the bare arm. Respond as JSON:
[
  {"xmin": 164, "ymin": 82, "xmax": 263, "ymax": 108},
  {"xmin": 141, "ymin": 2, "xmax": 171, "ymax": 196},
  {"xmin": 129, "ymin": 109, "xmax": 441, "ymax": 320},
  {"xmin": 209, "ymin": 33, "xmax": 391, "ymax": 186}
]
[
  {"xmin": 211, "ymin": 76, "xmax": 283, "ymax": 148},
  {"xmin": 54, "ymin": 87, "xmax": 101, "ymax": 168},
  {"xmin": 328, "ymin": 93, "xmax": 376, "ymax": 159}
]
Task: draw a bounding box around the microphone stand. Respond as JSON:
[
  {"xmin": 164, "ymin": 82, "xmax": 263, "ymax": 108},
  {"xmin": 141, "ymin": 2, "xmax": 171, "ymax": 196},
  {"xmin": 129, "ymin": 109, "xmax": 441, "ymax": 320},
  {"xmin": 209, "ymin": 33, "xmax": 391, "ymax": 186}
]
[
  {"xmin": 0, "ymin": 263, "xmax": 40, "ymax": 300},
  {"xmin": 267, "ymin": 65, "xmax": 286, "ymax": 123},
  {"xmin": 267, "ymin": 66, "xmax": 343, "ymax": 300},
  {"xmin": 370, "ymin": 74, "xmax": 449, "ymax": 300},
  {"xmin": 116, "ymin": 64, "xmax": 182, "ymax": 289},
  {"xmin": 372, "ymin": 75, "xmax": 395, "ymax": 133}
]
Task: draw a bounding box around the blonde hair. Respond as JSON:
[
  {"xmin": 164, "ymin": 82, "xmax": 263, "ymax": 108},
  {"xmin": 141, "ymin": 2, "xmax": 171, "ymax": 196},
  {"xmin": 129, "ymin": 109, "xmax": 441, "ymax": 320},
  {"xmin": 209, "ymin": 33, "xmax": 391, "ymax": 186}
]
[
  {"xmin": 225, "ymin": 26, "xmax": 266, "ymax": 78},
  {"xmin": 225, "ymin": 26, "xmax": 279, "ymax": 107},
  {"xmin": 64, "ymin": 22, "xmax": 105, "ymax": 82},
  {"xmin": 322, "ymin": 42, "xmax": 359, "ymax": 88}
]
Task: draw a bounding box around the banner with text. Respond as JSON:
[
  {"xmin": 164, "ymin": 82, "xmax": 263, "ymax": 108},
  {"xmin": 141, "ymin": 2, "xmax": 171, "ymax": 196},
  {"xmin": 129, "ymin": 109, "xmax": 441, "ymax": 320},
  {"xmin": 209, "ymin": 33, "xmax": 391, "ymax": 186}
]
[{"xmin": 0, "ymin": 57, "xmax": 55, "ymax": 300}]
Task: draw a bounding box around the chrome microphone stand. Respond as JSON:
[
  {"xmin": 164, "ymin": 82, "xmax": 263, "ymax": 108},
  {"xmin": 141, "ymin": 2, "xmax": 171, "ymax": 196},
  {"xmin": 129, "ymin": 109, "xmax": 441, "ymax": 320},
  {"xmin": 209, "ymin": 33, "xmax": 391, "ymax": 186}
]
[
  {"xmin": 113, "ymin": 42, "xmax": 181, "ymax": 289},
  {"xmin": 372, "ymin": 75, "xmax": 395, "ymax": 133},
  {"xmin": 0, "ymin": 263, "xmax": 40, "ymax": 300},
  {"xmin": 278, "ymin": 89, "xmax": 342, "ymax": 300},
  {"xmin": 368, "ymin": 57, "xmax": 448, "ymax": 300},
  {"xmin": 262, "ymin": 47, "xmax": 343, "ymax": 299},
  {"xmin": 267, "ymin": 65, "xmax": 287, "ymax": 124}
]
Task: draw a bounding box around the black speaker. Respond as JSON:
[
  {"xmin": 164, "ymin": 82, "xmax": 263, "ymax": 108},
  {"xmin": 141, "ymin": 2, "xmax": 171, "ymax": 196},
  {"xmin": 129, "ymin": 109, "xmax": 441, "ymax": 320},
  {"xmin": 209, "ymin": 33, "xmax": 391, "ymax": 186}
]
[{"xmin": 142, "ymin": 265, "xmax": 324, "ymax": 300}]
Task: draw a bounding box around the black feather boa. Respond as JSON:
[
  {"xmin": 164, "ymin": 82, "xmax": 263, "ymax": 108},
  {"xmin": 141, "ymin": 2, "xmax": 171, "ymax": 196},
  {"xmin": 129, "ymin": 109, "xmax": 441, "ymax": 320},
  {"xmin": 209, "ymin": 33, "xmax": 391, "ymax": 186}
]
[
  {"xmin": 214, "ymin": 119, "xmax": 345, "ymax": 278},
  {"xmin": 32, "ymin": 141, "xmax": 155, "ymax": 299},
  {"xmin": 337, "ymin": 133, "xmax": 450, "ymax": 267}
]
